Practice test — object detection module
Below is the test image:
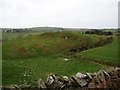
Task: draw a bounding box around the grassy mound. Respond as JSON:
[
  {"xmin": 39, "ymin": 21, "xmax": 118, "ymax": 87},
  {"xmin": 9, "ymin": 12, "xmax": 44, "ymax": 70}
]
[{"xmin": 2, "ymin": 31, "xmax": 112, "ymax": 60}]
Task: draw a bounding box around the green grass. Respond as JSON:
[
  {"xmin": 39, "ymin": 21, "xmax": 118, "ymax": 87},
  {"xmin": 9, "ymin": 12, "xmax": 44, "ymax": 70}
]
[
  {"xmin": 2, "ymin": 32, "xmax": 44, "ymax": 40},
  {"xmin": 2, "ymin": 31, "xmax": 115, "ymax": 86},
  {"xmin": 2, "ymin": 55, "xmax": 105, "ymax": 85},
  {"xmin": 0, "ymin": 42, "xmax": 1, "ymax": 54},
  {"xmin": 0, "ymin": 31, "xmax": 2, "ymax": 86},
  {"xmin": 2, "ymin": 31, "xmax": 112, "ymax": 60},
  {"xmin": 1, "ymin": 31, "xmax": 44, "ymax": 40},
  {"xmin": 75, "ymin": 36, "xmax": 118, "ymax": 66}
]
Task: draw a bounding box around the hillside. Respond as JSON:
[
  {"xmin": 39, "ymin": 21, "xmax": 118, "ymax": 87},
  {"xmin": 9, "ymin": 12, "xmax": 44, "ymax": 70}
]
[{"xmin": 2, "ymin": 31, "xmax": 113, "ymax": 60}]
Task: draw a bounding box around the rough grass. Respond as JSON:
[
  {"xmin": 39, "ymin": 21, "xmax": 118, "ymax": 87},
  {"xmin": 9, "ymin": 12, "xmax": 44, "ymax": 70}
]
[
  {"xmin": 2, "ymin": 32, "xmax": 44, "ymax": 40},
  {"xmin": 75, "ymin": 36, "xmax": 118, "ymax": 66},
  {"xmin": 2, "ymin": 31, "xmax": 112, "ymax": 60}
]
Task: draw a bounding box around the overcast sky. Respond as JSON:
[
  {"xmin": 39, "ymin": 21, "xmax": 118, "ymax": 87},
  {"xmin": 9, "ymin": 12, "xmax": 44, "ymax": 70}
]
[{"xmin": 0, "ymin": 0, "xmax": 119, "ymax": 29}]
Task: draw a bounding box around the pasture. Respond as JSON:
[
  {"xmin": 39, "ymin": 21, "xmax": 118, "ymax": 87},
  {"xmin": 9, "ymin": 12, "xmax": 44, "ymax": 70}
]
[
  {"xmin": 2, "ymin": 30, "xmax": 118, "ymax": 86},
  {"xmin": 75, "ymin": 36, "xmax": 118, "ymax": 66}
]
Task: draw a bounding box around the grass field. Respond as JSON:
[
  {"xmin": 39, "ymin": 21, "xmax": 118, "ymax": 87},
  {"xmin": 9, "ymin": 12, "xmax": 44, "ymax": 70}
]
[
  {"xmin": 2, "ymin": 32, "xmax": 44, "ymax": 40},
  {"xmin": 2, "ymin": 55, "xmax": 105, "ymax": 85},
  {"xmin": 75, "ymin": 36, "xmax": 118, "ymax": 66},
  {"xmin": 2, "ymin": 31, "xmax": 118, "ymax": 86}
]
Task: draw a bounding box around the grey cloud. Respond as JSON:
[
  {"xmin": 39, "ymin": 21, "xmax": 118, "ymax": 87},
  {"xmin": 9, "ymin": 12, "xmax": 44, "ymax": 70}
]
[{"xmin": 0, "ymin": 0, "xmax": 119, "ymax": 28}]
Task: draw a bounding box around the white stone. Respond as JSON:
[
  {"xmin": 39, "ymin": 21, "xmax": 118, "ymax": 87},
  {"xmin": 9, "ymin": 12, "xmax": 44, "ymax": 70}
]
[
  {"xmin": 76, "ymin": 72, "xmax": 87, "ymax": 78},
  {"xmin": 47, "ymin": 76, "xmax": 54, "ymax": 85},
  {"xmin": 64, "ymin": 58, "xmax": 68, "ymax": 61},
  {"xmin": 63, "ymin": 76, "xmax": 69, "ymax": 82},
  {"xmin": 65, "ymin": 37, "xmax": 68, "ymax": 39}
]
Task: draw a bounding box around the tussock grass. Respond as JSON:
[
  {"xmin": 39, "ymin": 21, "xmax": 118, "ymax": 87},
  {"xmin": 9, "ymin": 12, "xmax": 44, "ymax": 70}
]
[
  {"xmin": 75, "ymin": 36, "xmax": 118, "ymax": 66},
  {"xmin": 2, "ymin": 31, "xmax": 112, "ymax": 60}
]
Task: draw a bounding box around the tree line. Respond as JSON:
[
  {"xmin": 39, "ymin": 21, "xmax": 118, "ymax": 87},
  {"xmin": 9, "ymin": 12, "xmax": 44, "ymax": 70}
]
[{"xmin": 84, "ymin": 29, "xmax": 113, "ymax": 36}]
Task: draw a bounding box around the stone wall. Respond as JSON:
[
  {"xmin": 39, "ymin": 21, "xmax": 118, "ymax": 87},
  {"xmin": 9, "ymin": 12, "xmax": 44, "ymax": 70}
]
[{"xmin": 2, "ymin": 67, "xmax": 120, "ymax": 90}]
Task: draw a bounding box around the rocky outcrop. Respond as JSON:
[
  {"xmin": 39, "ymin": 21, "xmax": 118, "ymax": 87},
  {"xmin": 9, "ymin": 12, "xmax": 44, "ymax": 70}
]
[{"xmin": 2, "ymin": 67, "xmax": 120, "ymax": 90}]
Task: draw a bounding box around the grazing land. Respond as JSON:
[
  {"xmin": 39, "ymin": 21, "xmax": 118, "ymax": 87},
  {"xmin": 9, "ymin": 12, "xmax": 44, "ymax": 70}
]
[
  {"xmin": 2, "ymin": 28, "xmax": 118, "ymax": 86},
  {"xmin": 75, "ymin": 36, "xmax": 118, "ymax": 66}
]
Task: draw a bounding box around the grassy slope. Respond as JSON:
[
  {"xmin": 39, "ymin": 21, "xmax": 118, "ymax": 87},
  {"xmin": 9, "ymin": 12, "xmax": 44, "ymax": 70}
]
[
  {"xmin": 76, "ymin": 36, "xmax": 118, "ymax": 66},
  {"xmin": 2, "ymin": 32, "xmax": 112, "ymax": 60}
]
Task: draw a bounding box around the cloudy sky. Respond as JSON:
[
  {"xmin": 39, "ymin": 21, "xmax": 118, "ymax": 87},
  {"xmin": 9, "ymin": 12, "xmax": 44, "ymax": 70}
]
[{"xmin": 0, "ymin": 0, "xmax": 119, "ymax": 29}]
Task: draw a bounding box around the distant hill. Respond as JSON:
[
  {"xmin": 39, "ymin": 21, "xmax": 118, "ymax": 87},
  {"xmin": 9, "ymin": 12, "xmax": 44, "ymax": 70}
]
[
  {"xmin": 0, "ymin": 26, "xmax": 117, "ymax": 32},
  {"xmin": 29, "ymin": 27, "xmax": 63, "ymax": 32},
  {"xmin": 29, "ymin": 26, "xmax": 90, "ymax": 32}
]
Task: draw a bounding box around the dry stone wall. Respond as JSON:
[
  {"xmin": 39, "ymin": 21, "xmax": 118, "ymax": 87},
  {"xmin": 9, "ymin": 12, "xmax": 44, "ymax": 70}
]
[{"xmin": 2, "ymin": 67, "xmax": 120, "ymax": 90}]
